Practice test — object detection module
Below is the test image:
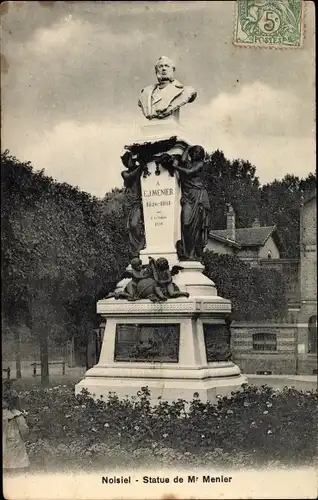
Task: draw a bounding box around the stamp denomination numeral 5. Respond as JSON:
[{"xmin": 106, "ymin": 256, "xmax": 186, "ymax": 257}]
[{"xmin": 261, "ymin": 11, "xmax": 280, "ymax": 33}]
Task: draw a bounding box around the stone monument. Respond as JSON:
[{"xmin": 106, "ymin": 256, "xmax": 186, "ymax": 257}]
[{"xmin": 75, "ymin": 56, "xmax": 247, "ymax": 403}]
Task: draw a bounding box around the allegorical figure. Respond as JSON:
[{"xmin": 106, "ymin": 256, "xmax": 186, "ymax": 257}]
[
  {"xmin": 138, "ymin": 56, "xmax": 197, "ymax": 120},
  {"xmin": 160, "ymin": 145, "xmax": 210, "ymax": 261},
  {"xmin": 121, "ymin": 151, "xmax": 146, "ymax": 255}
]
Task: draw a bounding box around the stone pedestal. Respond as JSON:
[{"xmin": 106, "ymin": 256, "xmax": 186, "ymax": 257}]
[
  {"xmin": 75, "ymin": 118, "xmax": 247, "ymax": 404},
  {"xmin": 75, "ymin": 261, "xmax": 247, "ymax": 403},
  {"xmin": 75, "ymin": 296, "xmax": 247, "ymax": 404}
]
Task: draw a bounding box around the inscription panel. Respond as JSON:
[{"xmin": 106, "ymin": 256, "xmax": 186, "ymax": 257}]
[
  {"xmin": 141, "ymin": 163, "xmax": 180, "ymax": 255},
  {"xmin": 114, "ymin": 323, "xmax": 180, "ymax": 362},
  {"xmin": 203, "ymin": 324, "xmax": 231, "ymax": 362}
]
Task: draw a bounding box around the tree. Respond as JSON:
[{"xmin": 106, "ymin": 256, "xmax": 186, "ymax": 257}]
[
  {"xmin": 1, "ymin": 150, "xmax": 37, "ymax": 378},
  {"xmin": 1, "ymin": 151, "xmax": 130, "ymax": 385},
  {"xmin": 203, "ymin": 150, "xmax": 261, "ymax": 229},
  {"xmin": 102, "ymin": 187, "xmax": 131, "ymax": 269},
  {"xmin": 260, "ymin": 173, "xmax": 316, "ymax": 258}
]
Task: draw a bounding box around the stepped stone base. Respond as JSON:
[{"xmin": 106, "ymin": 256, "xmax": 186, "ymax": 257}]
[
  {"xmin": 75, "ymin": 366, "xmax": 247, "ymax": 405},
  {"xmin": 75, "ymin": 290, "xmax": 247, "ymax": 404}
]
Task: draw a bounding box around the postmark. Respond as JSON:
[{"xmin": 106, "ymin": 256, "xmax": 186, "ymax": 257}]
[{"xmin": 234, "ymin": 0, "xmax": 304, "ymax": 49}]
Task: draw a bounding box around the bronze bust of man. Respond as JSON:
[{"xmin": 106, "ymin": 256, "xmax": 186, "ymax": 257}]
[{"xmin": 138, "ymin": 56, "xmax": 197, "ymax": 121}]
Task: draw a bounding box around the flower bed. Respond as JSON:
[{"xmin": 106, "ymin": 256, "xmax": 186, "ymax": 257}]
[{"xmin": 17, "ymin": 384, "xmax": 317, "ymax": 470}]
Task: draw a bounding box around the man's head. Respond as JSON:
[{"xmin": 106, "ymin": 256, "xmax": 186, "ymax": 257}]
[{"xmin": 155, "ymin": 56, "xmax": 175, "ymax": 83}]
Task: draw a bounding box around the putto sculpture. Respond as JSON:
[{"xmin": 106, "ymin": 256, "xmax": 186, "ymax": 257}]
[
  {"xmin": 138, "ymin": 56, "xmax": 197, "ymax": 120},
  {"xmin": 107, "ymin": 257, "xmax": 189, "ymax": 302}
]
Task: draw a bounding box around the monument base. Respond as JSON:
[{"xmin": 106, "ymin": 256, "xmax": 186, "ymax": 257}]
[
  {"xmin": 75, "ymin": 294, "xmax": 247, "ymax": 404},
  {"xmin": 75, "ymin": 366, "xmax": 247, "ymax": 405}
]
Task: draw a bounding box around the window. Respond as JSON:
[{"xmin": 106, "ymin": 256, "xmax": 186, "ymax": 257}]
[
  {"xmin": 252, "ymin": 332, "xmax": 277, "ymax": 351},
  {"xmin": 308, "ymin": 315, "xmax": 317, "ymax": 354}
]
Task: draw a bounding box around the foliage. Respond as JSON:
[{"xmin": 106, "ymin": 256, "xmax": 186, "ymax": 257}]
[
  {"xmin": 260, "ymin": 173, "xmax": 316, "ymax": 258},
  {"xmin": 203, "ymin": 154, "xmax": 316, "ymax": 259},
  {"xmin": 203, "ymin": 251, "xmax": 287, "ymax": 321},
  {"xmin": 1, "ymin": 151, "xmax": 131, "ymax": 378},
  {"xmin": 204, "ymin": 150, "xmax": 261, "ymax": 229},
  {"xmin": 17, "ymin": 384, "xmax": 317, "ymax": 470}
]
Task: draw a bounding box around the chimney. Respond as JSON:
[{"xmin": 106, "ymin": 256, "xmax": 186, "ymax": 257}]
[
  {"xmin": 252, "ymin": 218, "xmax": 260, "ymax": 228},
  {"xmin": 226, "ymin": 204, "xmax": 236, "ymax": 240}
]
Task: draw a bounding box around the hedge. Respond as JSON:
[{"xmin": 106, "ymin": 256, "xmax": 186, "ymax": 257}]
[{"xmin": 203, "ymin": 251, "xmax": 287, "ymax": 321}]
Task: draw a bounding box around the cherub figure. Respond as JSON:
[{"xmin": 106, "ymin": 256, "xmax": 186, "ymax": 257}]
[
  {"xmin": 149, "ymin": 257, "xmax": 189, "ymax": 300},
  {"xmin": 107, "ymin": 258, "xmax": 150, "ymax": 301},
  {"xmin": 106, "ymin": 257, "xmax": 189, "ymax": 303}
]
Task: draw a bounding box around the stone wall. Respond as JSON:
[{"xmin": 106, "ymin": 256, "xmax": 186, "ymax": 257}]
[
  {"xmin": 231, "ymin": 322, "xmax": 317, "ymax": 375},
  {"xmin": 301, "ymin": 196, "xmax": 316, "ymax": 246},
  {"xmin": 205, "ymin": 239, "xmax": 235, "ymax": 255},
  {"xmin": 235, "ymin": 247, "xmax": 259, "ymax": 259},
  {"xmin": 297, "ymin": 195, "xmax": 317, "ymax": 364},
  {"xmin": 258, "ymin": 235, "xmax": 280, "ymax": 260},
  {"xmin": 300, "ymin": 196, "xmax": 317, "ymax": 305}
]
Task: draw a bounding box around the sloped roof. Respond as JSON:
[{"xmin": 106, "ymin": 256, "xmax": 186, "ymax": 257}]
[
  {"xmin": 207, "ymin": 231, "xmax": 241, "ymax": 248},
  {"xmin": 209, "ymin": 225, "xmax": 277, "ymax": 248}
]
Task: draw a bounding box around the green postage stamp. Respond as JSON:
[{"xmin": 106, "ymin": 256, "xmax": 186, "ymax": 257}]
[{"xmin": 234, "ymin": 0, "xmax": 305, "ymax": 48}]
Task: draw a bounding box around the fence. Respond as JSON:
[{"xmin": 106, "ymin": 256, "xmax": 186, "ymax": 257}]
[
  {"xmin": 2, "ymin": 339, "xmax": 68, "ymax": 380},
  {"xmin": 30, "ymin": 360, "xmax": 66, "ymax": 377},
  {"xmin": 2, "ymin": 366, "xmax": 11, "ymax": 380},
  {"xmin": 2, "ymin": 327, "xmax": 105, "ymax": 381}
]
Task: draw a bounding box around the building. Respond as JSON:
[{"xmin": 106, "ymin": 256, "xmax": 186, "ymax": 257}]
[
  {"xmin": 207, "ymin": 204, "xmax": 300, "ymax": 306},
  {"xmin": 207, "ymin": 205, "xmax": 284, "ymax": 265},
  {"xmin": 296, "ymin": 192, "xmax": 317, "ymax": 372},
  {"xmin": 230, "ymin": 192, "xmax": 317, "ymax": 375}
]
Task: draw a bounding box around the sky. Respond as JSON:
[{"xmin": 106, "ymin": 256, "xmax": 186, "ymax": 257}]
[{"xmin": 1, "ymin": 1, "xmax": 316, "ymax": 198}]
